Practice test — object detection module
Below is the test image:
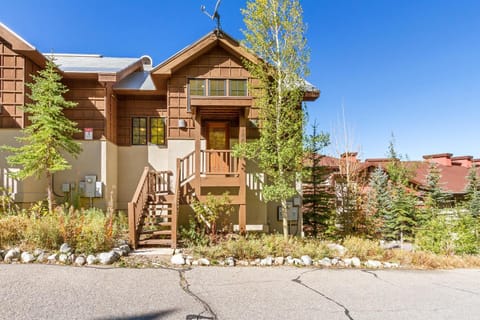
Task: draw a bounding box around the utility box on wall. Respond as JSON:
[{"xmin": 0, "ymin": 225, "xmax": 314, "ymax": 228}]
[{"xmin": 84, "ymin": 175, "xmax": 96, "ymax": 198}]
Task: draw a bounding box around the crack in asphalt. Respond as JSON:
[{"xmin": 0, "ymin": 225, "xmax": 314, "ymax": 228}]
[
  {"xmin": 360, "ymin": 269, "xmax": 397, "ymax": 287},
  {"xmin": 433, "ymin": 282, "xmax": 480, "ymax": 296},
  {"xmin": 292, "ymin": 270, "xmax": 354, "ymax": 320},
  {"xmin": 156, "ymin": 265, "xmax": 217, "ymax": 320}
]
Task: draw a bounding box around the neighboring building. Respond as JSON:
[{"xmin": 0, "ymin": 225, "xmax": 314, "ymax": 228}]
[
  {"xmin": 0, "ymin": 23, "xmax": 319, "ymax": 247},
  {"xmin": 306, "ymin": 152, "xmax": 480, "ymax": 204}
]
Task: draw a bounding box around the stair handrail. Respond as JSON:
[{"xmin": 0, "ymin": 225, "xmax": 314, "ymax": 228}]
[
  {"xmin": 178, "ymin": 150, "xmax": 196, "ymax": 186},
  {"xmin": 128, "ymin": 166, "xmax": 151, "ymax": 249}
]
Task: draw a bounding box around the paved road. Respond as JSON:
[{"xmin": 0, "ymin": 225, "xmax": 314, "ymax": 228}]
[{"xmin": 1, "ymin": 264, "xmax": 479, "ymax": 320}]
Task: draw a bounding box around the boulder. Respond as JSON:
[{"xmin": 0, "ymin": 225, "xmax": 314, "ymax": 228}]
[
  {"xmin": 274, "ymin": 257, "xmax": 285, "ymax": 265},
  {"xmin": 21, "ymin": 252, "xmax": 35, "ymax": 263},
  {"xmin": 36, "ymin": 252, "xmax": 47, "ymax": 263},
  {"xmin": 86, "ymin": 255, "xmax": 97, "ymax": 265},
  {"xmin": 293, "ymin": 258, "xmax": 304, "ymax": 265},
  {"xmin": 351, "ymin": 257, "xmax": 361, "ymax": 268},
  {"xmin": 198, "ymin": 258, "xmax": 210, "ymax": 266},
  {"xmin": 119, "ymin": 244, "xmax": 131, "ymax": 256},
  {"xmin": 319, "ymin": 257, "xmax": 332, "ymax": 267},
  {"xmin": 33, "ymin": 249, "xmax": 44, "ymax": 257},
  {"xmin": 226, "ymin": 257, "xmax": 235, "ymax": 267},
  {"xmin": 343, "ymin": 258, "xmax": 352, "ymax": 267},
  {"xmin": 327, "ymin": 243, "xmax": 347, "ymax": 257},
  {"xmin": 331, "ymin": 258, "xmax": 339, "ymax": 266},
  {"xmin": 4, "ymin": 248, "xmax": 21, "ymax": 263},
  {"xmin": 185, "ymin": 256, "xmax": 193, "ymax": 266},
  {"xmin": 58, "ymin": 254, "xmax": 69, "ymax": 264},
  {"xmin": 365, "ymin": 260, "xmax": 382, "ymax": 268},
  {"xmin": 98, "ymin": 251, "xmax": 120, "ymax": 265},
  {"xmin": 301, "ymin": 255, "xmax": 313, "ymax": 266},
  {"xmin": 59, "ymin": 243, "xmax": 71, "ymax": 254},
  {"xmin": 170, "ymin": 253, "xmax": 185, "ymax": 265},
  {"xmin": 260, "ymin": 256, "xmax": 273, "ymax": 266},
  {"xmin": 75, "ymin": 256, "xmax": 86, "ymax": 266},
  {"xmin": 47, "ymin": 253, "xmax": 58, "ymax": 263},
  {"xmin": 286, "ymin": 256, "xmax": 294, "ymax": 265}
]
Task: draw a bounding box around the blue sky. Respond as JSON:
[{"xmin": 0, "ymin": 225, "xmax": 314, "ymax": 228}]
[{"xmin": 1, "ymin": 0, "xmax": 479, "ymax": 160}]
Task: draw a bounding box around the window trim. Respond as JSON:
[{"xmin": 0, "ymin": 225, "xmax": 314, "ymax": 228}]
[{"xmin": 131, "ymin": 116, "xmax": 167, "ymax": 146}]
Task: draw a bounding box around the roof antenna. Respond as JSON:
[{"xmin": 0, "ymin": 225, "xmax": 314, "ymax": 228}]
[{"xmin": 201, "ymin": 0, "xmax": 222, "ymax": 32}]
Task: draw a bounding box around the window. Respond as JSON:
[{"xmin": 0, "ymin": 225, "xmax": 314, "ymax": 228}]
[
  {"xmin": 189, "ymin": 79, "xmax": 205, "ymax": 96},
  {"xmin": 132, "ymin": 117, "xmax": 147, "ymax": 145},
  {"xmin": 229, "ymin": 79, "xmax": 247, "ymax": 96},
  {"xmin": 209, "ymin": 79, "xmax": 226, "ymax": 96},
  {"xmin": 132, "ymin": 117, "xmax": 166, "ymax": 145},
  {"xmin": 150, "ymin": 117, "xmax": 165, "ymax": 145}
]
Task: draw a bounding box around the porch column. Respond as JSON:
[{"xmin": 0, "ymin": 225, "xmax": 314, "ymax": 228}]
[
  {"xmin": 238, "ymin": 109, "xmax": 247, "ymax": 234},
  {"xmin": 194, "ymin": 110, "xmax": 201, "ymax": 191}
]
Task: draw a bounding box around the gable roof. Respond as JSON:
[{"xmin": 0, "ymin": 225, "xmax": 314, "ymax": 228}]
[
  {"xmin": 151, "ymin": 30, "xmax": 258, "ymax": 77},
  {"xmin": 0, "ymin": 22, "xmax": 47, "ymax": 66}
]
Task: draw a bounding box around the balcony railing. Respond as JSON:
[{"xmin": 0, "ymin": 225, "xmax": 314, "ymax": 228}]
[{"xmin": 200, "ymin": 150, "xmax": 239, "ymax": 175}]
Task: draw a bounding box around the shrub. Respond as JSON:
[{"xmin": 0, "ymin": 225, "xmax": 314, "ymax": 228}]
[
  {"xmin": 342, "ymin": 236, "xmax": 383, "ymax": 260},
  {"xmin": 0, "ymin": 215, "xmax": 29, "ymax": 247},
  {"xmin": 416, "ymin": 213, "xmax": 479, "ymax": 255}
]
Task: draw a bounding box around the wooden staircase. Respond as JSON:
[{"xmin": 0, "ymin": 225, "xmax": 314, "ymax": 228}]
[{"xmin": 128, "ymin": 169, "xmax": 177, "ymax": 249}]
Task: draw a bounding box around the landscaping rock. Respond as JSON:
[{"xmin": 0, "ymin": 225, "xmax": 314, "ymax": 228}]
[
  {"xmin": 260, "ymin": 256, "xmax": 273, "ymax": 266},
  {"xmin": 192, "ymin": 260, "xmax": 199, "ymax": 266},
  {"xmin": 0, "ymin": 250, "xmax": 4, "ymax": 260},
  {"xmin": 365, "ymin": 260, "xmax": 382, "ymax": 268},
  {"xmin": 86, "ymin": 255, "xmax": 97, "ymax": 265},
  {"xmin": 69, "ymin": 254, "xmax": 76, "ymax": 264},
  {"xmin": 198, "ymin": 258, "xmax": 210, "ymax": 266},
  {"xmin": 237, "ymin": 260, "xmax": 249, "ymax": 266},
  {"xmin": 351, "ymin": 257, "xmax": 361, "ymax": 268},
  {"xmin": 286, "ymin": 256, "xmax": 294, "ymax": 265},
  {"xmin": 75, "ymin": 256, "xmax": 86, "ymax": 266},
  {"xmin": 274, "ymin": 257, "xmax": 285, "ymax": 265},
  {"xmin": 115, "ymin": 239, "xmax": 129, "ymax": 247},
  {"xmin": 319, "ymin": 257, "xmax": 332, "ymax": 267},
  {"xmin": 226, "ymin": 257, "xmax": 235, "ymax": 267},
  {"xmin": 185, "ymin": 256, "xmax": 193, "ymax": 266},
  {"xmin": 343, "ymin": 258, "xmax": 352, "ymax": 267},
  {"xmin": 36, "ymin": 252, "xmax": 47, "ymax": 263},
  {"xmin": 119, "ymin": 244, "xmax": 131, "ymax": 255},
  {"xmin": 98, "ymin": 251, "xmax": 120, "ymax": 265},
  {"xmin": 331, "ymin": 258, "xmax": 339, "ymax": 266},
  {"xmin": 301, "ymin": 255, "xmax": 313, "ymax": 266},
  {"xmin": 47, "ymin": 253, "xmax": 58, "ymax": 263},
  {"xmin": 293, "ymin": 258, "xmax": 304, "ymax": 265},
  {"xmin": 33, "ymin": 249, "xmax": 44, "ymax": 257},
  {"xmin": 327, "ymin": 243, "xmax": 347, "ymax": 257},
  {"xmin": 59, "ymin": 243, "xmax": 71, "ymax": 254},
  {"xmin": 21, "ymin": 252, "xmax": 35, "ymax": 263},
  {"xmin": 4, "ymin": 248, "xmax": 21, "ymax": 263},
  {"xmin": 58, "ymin": 254, "xmax": 69, "ymax": 264},
  {"xmin": 171, "ymin": 253, "xmax": 185, "ymax": 265},
  {"xmin": 336, "ymin": 260, "xmax": 345, "ymax": 267}
]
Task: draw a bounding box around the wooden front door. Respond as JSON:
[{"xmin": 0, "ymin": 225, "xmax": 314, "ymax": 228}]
[{"xmin": 206, "ymin": 122, "xmax": 230, "ymax": 173}]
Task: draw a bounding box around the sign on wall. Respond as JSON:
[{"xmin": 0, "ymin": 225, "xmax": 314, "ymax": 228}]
[{"xmin": 84, "ymin": 128, "xmax": 93, "ymax": 140}]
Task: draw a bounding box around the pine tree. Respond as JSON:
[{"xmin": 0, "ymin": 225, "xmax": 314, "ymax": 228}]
[
  {"xmin": 424, "ymin": 162, "xmax": 451, "ymax": 211},
  {"xmin": 1, "ymin": 59, "xmax": 81, "ymax": 213},
  {"xmin": 465, "ymin": 165, "xmax": 480, "ymax": 218},
  {"xmin": 239, "ymin": 0, "xmax": 310, "ymax": 239},
  {"xmin": 302, "ymin": 121, "xmax": 331, "ymax": 237},
  {"xmin": 366, "ymin": 166, "xmax": 390, "ymax": 237}
]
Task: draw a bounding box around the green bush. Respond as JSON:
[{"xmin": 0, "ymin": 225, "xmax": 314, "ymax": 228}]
[{"xmin": 416, "ymin": 213, "xmax": 479, "ymax": 255}]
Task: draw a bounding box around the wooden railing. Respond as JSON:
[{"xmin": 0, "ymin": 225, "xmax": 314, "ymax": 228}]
[
  {"xmin": 128, "ymin": 167, "xmax": 151, "ymax": 249},
  {"xmin": 200, "ymin": 150, "xmax": 239, "ymax": 175},
  {"xmin": 178, "ymin": 151, "xmax": 195, "ymax": 185},
  {"xmin": 151, "ymin": 170, "xmax": 173, "ymax": 194}
]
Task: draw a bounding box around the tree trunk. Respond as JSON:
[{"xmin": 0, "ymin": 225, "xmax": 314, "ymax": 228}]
[
  {"xmin": 46, "ymin": 172, "xmax": 54, "ymax": 213},
  {"xmin": 282, "ymin": 198, "xmax": 289, "ymax": 241}
]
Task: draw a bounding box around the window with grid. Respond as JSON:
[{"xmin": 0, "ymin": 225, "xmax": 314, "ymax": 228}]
[
  {"xmin": 229, "ymin": 79, "xmax": 247, "ymax": 96},
  {"xmin": 132, "ymin": 117, "xmax": 147, "ymax": 145},
  {"xmin": 209, "ymin": 79, "xmax": 226, "ymax": 96},
  {"xmin": 150, "ymin": 117, "xmax": 166, "ymax": 145},
  {"xmin": 189, "ymin": 79, "xmax": 206, "ymax": 96}
]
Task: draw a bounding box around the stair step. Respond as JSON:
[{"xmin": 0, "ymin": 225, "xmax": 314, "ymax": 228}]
[
  {"xmin": 138, "ymin": 239, "xmax": 172, "ymax": 246},
  {"xmin": 140, "ymin": 229, "xmax": 172, "ymax": 236}
]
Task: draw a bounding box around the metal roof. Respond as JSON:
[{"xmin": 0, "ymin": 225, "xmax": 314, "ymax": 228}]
[
  {"xmin": 114, "ymin": 71, "xmax": 156, "ymax": 90},
  {"xmin": 44, "ymin": 53, "xmax": 140, "ymax": 73}
]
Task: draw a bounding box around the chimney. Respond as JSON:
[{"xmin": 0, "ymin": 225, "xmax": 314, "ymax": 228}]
[
  {"xmin": 451, "ymin": 156, "xmax": 473, "ymax": 168},
  {"xmin": 341, "ymin": 152, "xmax": 358, "ymax": 163},
  {"xmin": 423, "ymin": 153, "xmax": 453, "ymax": 166}
]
